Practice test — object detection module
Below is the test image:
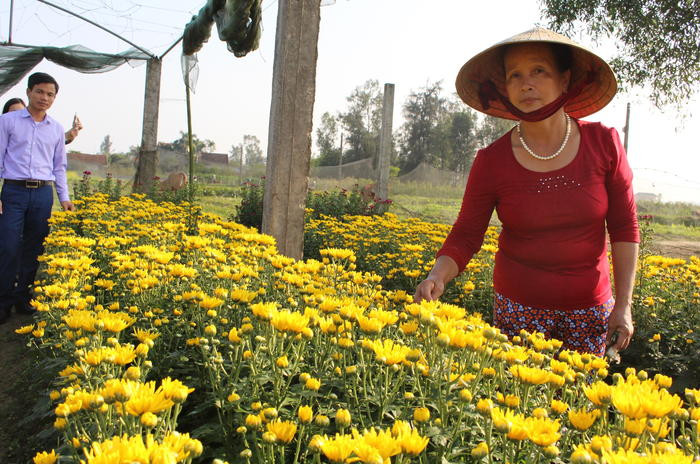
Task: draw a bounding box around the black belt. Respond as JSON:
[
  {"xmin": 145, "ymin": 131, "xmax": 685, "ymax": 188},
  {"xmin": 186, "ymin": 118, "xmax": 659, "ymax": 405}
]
[{"xmin": 3, "ymin": 179, "xmax": 53, "ymax": 188}]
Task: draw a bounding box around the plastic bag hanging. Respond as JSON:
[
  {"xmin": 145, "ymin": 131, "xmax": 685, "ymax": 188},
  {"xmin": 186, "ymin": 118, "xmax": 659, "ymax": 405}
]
[{"xmin": 181, "ymin": 53, "xmax": 199, "ymax": 93}]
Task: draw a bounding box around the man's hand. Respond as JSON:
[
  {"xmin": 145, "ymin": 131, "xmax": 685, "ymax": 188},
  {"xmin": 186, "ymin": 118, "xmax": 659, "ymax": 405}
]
[
  {"xmin": 413, "ymin": 277, "xmax": 445, "ymax": 303},
  {"xmin": 606, "ymin": 303, "xmax": 634, "ymax": 351},
  {"xmin": 0, "ymin": 200, "xmax": 3, "ymax": 214},
  {"xmin": 60, "ymin": 200, "xmax": 75, "ymax": 212}
]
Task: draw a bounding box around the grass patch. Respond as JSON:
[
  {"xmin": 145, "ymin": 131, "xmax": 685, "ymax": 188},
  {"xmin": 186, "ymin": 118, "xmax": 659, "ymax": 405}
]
[
  {"xmin": 653, "ymin": 223, "xmax": 700, "ymax": 240},
  {"xmin": 389, "ymin": 194, "xmax": 461, "ymax": 223},
  {"xmin": 199, "ymin": 195, "xmax": 240, "ymax": 219}
]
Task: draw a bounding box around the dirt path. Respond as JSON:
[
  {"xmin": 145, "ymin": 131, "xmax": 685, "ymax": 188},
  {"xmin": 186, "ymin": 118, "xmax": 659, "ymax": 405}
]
[
  {"xmin": 651, "ymin": 234, "xmax": 700, "ymax": 260},
  {"xmin": 0, "ymin": 312, "xmax": 35, "ymax": 462}
]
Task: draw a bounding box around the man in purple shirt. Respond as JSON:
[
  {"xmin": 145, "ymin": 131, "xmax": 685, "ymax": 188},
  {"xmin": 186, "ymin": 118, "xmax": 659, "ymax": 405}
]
[{"xmin": 0, "ymin": 72, "xmax": 75, "ymax": 323}]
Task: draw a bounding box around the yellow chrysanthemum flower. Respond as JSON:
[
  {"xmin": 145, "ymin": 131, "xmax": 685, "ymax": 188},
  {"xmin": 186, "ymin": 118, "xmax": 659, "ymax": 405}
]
[
  {"xmin": 319, "ymin": 433, "xmax": 356, "ymax": 463},
  {"xmin": 266, "ymin": 419, "xmax": 297, "ymax": 444},
  {"xmin": 33, "ymin": 450, "xmax": 58, "ymax": 464},
  {"xmin": 568, "ymin": 408, "xmax": 601, "ymax": 431}
]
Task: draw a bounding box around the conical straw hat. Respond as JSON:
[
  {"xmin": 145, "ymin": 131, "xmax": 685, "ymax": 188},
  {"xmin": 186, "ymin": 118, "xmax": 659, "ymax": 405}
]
[{"xmin": 455, "ymin": 27, "xmax": 617, "ymax": 120}]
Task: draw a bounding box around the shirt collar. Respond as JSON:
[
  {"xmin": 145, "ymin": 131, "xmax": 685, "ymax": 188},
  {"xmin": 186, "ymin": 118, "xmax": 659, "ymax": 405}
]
[{"xmin": 20, "ymin": 107, "xmax": 53, "ymax": 124}]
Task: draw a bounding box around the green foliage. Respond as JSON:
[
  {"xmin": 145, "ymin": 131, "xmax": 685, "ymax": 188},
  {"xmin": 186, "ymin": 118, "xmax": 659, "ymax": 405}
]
[
  {"xmin": 397, "ymin": 81, "xmax": 450, "ymax": 173},
  {"xmin": 315, "ymin": 111, "xmax": 343, "ymax": 166},
  {"xmin": 72, "ymin": 171, "xmax": 124, "ymax": 202},
  {"xmin": 618, "ymin": 216, "xmax": 700, "ymax": 388},
  {"xmin": 340, "ymin": 79, "xmax": 383, "ymax": 164},
  {"xmin": 162, "ymin": 130, "xmax": 216, "ymax": 154},
  {"xmin": 241, "ymin": 134, "xmax": 265, "ymax": 166},
  {"xmin": 148, "ymin": 176, "xmax": 199, "ymax": 205},
  {"xmin": 541, "ymin": 0, "xmax": 699, "ymax": 107},
  {"xmin": 474, "ymin": 114, "xmax": 515, "ymax": 148},
  {"xmin": 231, "ymin": 179, "xmax": 266, "ymax": 229},
  {"xmin": 232, "ymin": 180, "xmax": 392, "ymax": 232},
  {"xmin": 397, "ymin": 82, "xmax": 515, "ymax": 175},
  {"xmin": 72, "ymin": 171, "xmax": 200, "ymax": 211},
  {"xmin": 636, "ymin": 200, "xmax": 700, "ymax": 228},
  {"xmin": 99, "ymin": 135, "xmax": 112, "ymax": 156},
  {"xmin": 306, "ymin": 187, "xmax": 392, "ymax": 219}
]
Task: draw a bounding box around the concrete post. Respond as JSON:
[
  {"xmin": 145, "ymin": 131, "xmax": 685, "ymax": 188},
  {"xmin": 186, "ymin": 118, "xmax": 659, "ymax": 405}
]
[
  {"xmin": 337, "ymin": 131, "xmax": 344, "ymax": 179},
  {"xmin": 134, "ymin": 58, "xmax": 162, "ymax": 193},
  {"xmin": 376, "ymin": 83, "xmax": 394, "ymax": 200},
  {"xmin": 262, "ymin": 0, "xmax": 321, "ymax": 259}
]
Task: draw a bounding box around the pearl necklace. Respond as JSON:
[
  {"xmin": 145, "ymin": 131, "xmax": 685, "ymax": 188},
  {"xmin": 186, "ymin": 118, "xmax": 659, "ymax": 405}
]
[{"xmin": 517, "ymin": 114, "xmax": 571, "ymax": 161}]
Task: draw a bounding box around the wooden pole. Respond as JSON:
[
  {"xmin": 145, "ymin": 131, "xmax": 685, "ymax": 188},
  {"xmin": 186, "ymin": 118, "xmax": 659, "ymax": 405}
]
[
  {"xmin": 133, "ymin": 58, "xmax": 162, "ymax": 193},
  {"xmin": 376, "ymin": 83, "xmax": 394, "ymax": 200},
  {"xmin": 262, "ymin": 0, "xmax": 321, "ymax": 259}
]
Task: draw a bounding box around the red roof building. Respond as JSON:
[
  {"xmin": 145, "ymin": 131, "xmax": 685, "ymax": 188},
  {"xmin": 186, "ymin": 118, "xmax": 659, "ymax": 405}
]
[
  {"xmin": 67, "ymin": 152, "xmax": 108, "ymax": 165},
  {"xmin": 199, "ymin": 152, "xmax": 229, "ymax": 165}
]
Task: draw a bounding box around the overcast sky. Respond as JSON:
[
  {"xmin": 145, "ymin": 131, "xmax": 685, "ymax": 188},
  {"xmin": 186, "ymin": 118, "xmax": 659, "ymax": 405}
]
[{"xmin": 1, "ymin": 0, "xmax": 698, "ymax": 203}]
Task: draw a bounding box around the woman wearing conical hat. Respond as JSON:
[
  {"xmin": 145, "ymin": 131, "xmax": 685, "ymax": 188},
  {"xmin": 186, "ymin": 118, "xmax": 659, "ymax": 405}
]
[{"xmin": 414, "ymin": 28, "xmax": 639, "ymax": 358}]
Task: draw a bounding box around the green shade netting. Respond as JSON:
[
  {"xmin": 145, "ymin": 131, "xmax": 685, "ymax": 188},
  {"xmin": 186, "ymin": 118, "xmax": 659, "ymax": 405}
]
[
  {"xmin": 0, "ymin": 44, "xmax": 150, "ymax": 96},
  {"xmin": 183, "ymin": 0, "xmax": 262, "ymax": 57}
]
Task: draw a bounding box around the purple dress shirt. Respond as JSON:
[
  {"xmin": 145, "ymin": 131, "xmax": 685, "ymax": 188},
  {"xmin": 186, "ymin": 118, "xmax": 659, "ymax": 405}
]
[{"xmin": 0, "ymin": 108, "xmax": 70, "ymax": 202}]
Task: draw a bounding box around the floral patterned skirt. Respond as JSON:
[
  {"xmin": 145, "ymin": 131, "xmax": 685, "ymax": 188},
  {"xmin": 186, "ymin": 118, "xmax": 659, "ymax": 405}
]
[{"xmin": 493, "ymin": 292, "xmax": 614, "ymax": 356}]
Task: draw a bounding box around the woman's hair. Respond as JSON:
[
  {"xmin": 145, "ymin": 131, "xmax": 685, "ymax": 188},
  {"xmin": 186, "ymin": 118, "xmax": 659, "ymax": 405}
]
[
  {"xmin": 502, "ymin": 42, "xmax": 573, "ymax": 73},
  {"xmin": 2, "ymin": 97, "xmax": 26, "ymax": 114},
  {"xmin": 549, "ymin": 43, "xmax": 573, "ymax": 72}
]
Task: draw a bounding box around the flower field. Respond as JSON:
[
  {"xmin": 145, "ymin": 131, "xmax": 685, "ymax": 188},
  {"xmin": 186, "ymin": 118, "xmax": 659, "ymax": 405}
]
[
  {"xmin": 17, "ymin": 194, "xmax": 700, "ymax": 463},
  {"xmin": 305, "ymin": 214, "xmax": 700, "ymax": 383}
]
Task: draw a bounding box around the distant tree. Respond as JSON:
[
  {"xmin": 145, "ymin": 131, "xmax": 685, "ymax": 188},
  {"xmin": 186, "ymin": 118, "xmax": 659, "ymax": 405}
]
[
  {"xmin": 315, "ymin": 112, "xmax": 342, "ymax": 166},
  {"xmin": 230, "ymin": 143, "xmax": 244, "ymax": 165},
  {"xmin": 99, "ymin": 135, "xmax": 113, "ymax": 156},
  {"xmin": 242, "ymin": 135, "xmax": 264, "ymax": 166},
  {"xmin": 230, "ymin": 135, "xmax": 265, "ymax": 172},
  {"xmin": 474, "ymin": 115, "xmax": 515, "ymax": 149},
  {"xmin": 169, "ymin": 131, "xmax": 216, "ymax": 154},
  {"xmin": 396, "ymin": 81, "xmax": 448, "ymax": 174},
  {"xmin": 442, "ymin": 100, "xmax": 479, "ymax": 173},
  {"xmin": 541, "ymin": 0, "xmax": 699, "ymax": 107},
  {"xmin": 340, "ymin": 80, "xmax": 383, "ymax": 164}
]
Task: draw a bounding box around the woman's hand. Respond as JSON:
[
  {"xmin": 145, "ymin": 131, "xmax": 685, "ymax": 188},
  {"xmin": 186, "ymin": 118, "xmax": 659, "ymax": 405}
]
[
  {"xmin": 607, "ymin": 242, "xmax": 638, "ymax": 353},
  {"xmin": 606, "ymin": 303, "xmax": 634, "ymax": 351},
  {"xmin": 413, "ymin": 277, "xmax": 445, "ymax": 303}
]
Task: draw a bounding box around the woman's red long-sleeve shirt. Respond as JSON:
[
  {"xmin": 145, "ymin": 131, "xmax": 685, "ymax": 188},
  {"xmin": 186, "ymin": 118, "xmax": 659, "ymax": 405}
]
[{"xmin": 436, "ymin": 119, "xmax": 639, "ymax": 310}]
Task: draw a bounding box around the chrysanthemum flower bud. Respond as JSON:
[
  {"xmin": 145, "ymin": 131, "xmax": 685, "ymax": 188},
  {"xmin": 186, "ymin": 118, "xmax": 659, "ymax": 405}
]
[
  {"xmin": 335, "ymin": 408, "xmax": 351, "ymax": 428},
  {"xmin": 140, "ymin": 412, "xmax": 158, "ymax": 428},
  {"xmin": 543, "ymin": 445, "xmax": 560, "ymax": 458},
  {"xmin": 125, "ymin": 366, "xmax": 141, "ymax": 380},
  {"xmin": 471, "ymin": 442, "xmax": 489, "ymax": 458},
  {"xmin": 413, "ymin": 407, "xmax": 430, "ymax": 423}
]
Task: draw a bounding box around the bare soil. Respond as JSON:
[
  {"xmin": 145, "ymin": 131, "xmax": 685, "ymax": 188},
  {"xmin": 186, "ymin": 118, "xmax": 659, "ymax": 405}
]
[
  {"xmin": 651, "ymin": 233, "xmax": 700, "ymax": 260},
  {"xmin": 0, "ymin": 312, "xmax": 36, "ymax": 463}
]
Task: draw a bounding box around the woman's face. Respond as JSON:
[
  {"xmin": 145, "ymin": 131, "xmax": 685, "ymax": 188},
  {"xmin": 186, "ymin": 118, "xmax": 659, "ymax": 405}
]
[
  {"xmin": 503, "ymin": 43, "xmax": 570, "ymax": 114},
  {"xmin": 7, "ymin": 102, "xmax": 25, "ymax": 112}
]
